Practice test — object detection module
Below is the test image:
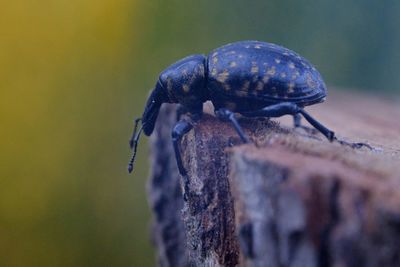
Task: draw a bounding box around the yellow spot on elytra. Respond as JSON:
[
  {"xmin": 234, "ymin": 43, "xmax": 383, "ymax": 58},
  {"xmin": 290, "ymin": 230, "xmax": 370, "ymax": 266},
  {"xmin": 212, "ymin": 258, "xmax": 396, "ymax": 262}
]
[
  {"xmin": 262, "ymin": 74, "xmax": 270, "ymax": 83},
  {"xmin": 182, "ymin": 84, "xmax": 190, "ymax": 93},
  {"xmin": 291, "ymin": 70, "xmax": 300, "ymax": 80},
  {"xmin": 251, "ymin": 62, "xmax": 259, "ymax": 74},
  {"xmin": 212, "ymin": 57, "xmax": 218, "ymax": 64},
  {"xmin": 283, "ymin": 52, "xmax": 290, "ymax": 56},
  {"xmin": 263, "ymin": 62, "xmax": 268, "ymax": 66},
  {"xmin": 306, "ymin": 73, "xmax": 317, "ymax": 88},
  {"xmin": 241, "ymin": 80, "xmax": 250, "ymax": 91},
  {"xmin": 238, "ymin": 54, "xmax": 244, "ymax": 59},
  {"xmin": 280, "ymin": 72, "xmax": 287, "ymax": 78},
  {"xmin": 287, "ymin": 82, "xmax": 295, "ymax": 93},
  {"xmin": 230, "ymin": 62, "xmax": 237, "ymax": 67},
  {"xmin": 256, "ymin": 81, "xmax": 264, "ymax": 91},
  {"xmin": 211, "ymin": 68, "xmax": 217, "ymax": 76},
  {"xmin": 181, "ymin": 68, "xmax": 188, "ymax": 75},
  {"xmin": 275, "ymin": 58, "xmax": 281, "ymax": 64},
  {"xmin": 217, "ymin": 70, "xmax": 229, "ymax": 83},
  {"xmin": 254, "ymin": 44, "xmax": 262, "ymax": 49},
  {"xmin": 288, "ymin": 62, "xmax": 295, "ymax": 69},
  {"xmin": 226, "ymin": 51, "xmax": 236, "ymax": 55},
  {"xmin": 212, "ymin": 52, "xmax": 218, "ymax": 57},
  {"xmin": 266, "ymin": 66, "xmax": 276, "ymax": 76},
  {"xmin": 245, "ymin": 45, "xmax": 251, "ymax": 48}
]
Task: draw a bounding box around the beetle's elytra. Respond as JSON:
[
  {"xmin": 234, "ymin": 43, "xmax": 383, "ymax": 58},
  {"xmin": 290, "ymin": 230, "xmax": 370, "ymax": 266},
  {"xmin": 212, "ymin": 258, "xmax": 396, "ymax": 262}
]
[{"xmin": 128, "ymin": 40, "xmax": 358, "ymax": 179}]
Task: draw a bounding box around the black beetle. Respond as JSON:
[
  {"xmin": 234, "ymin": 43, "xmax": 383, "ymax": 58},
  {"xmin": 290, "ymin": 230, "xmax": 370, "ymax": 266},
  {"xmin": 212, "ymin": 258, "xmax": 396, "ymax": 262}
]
[{"xmin": 128, "ymin": 40, "xmax": 367, "ymax": 177}]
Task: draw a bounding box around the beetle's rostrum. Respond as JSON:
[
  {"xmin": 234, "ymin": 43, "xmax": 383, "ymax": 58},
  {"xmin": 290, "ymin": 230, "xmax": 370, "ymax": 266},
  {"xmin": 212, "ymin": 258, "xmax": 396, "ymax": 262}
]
[{"xmin": 128, "ymin": 40, "xmax": 368, "ymax": 176}]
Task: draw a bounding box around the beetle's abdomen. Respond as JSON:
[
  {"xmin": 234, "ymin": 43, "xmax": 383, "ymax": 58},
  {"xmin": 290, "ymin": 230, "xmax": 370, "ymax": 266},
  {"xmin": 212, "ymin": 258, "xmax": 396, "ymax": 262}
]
[{"xmin": 207, "ymin": 41, "xmax": 327, "ymax": 111}]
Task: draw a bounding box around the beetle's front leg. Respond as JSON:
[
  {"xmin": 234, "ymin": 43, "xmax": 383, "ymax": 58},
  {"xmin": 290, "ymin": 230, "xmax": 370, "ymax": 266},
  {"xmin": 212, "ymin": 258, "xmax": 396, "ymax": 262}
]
[
  {"xmin": 172, "ymin": 112, "xmax": 202, "ymax": 201},
  {"xmin": 172, "ymin": 117, "xmax": 196, "ymax": 200},
  {"xmin": 172, "ymin": 119, "xmax": 193, "ymax": 176},
  {"xmin": 215, "ymin": 108, "xmax": 250, "ymax": 143},
  {"xmin": 293, "ymin": 113, "xmax": 301, "ymax": 128}
]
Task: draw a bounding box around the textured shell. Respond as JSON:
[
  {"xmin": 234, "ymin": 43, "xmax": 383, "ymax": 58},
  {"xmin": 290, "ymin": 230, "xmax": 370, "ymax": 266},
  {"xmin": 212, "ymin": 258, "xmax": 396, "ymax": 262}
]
[
  {"xmin": 207, "ymin": 40, "xmax": 327, "ymax": 108},
  {"xmin": 158, "ymin": 54, "xmax": 207, "ymax": 109}
]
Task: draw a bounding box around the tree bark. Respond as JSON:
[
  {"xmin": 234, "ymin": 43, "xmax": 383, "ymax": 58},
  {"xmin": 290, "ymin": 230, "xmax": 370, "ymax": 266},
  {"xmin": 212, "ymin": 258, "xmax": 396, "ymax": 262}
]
[{"xmin": 147, "ymin": 91, "xmax": 400, "ymax": 267}]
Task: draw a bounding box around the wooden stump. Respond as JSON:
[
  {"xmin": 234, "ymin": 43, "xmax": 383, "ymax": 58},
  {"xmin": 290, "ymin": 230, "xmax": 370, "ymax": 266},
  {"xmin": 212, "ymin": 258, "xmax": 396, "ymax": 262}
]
[{"xmin": 147, "ymin": 91, "xmax": 400, "ymax": 267}]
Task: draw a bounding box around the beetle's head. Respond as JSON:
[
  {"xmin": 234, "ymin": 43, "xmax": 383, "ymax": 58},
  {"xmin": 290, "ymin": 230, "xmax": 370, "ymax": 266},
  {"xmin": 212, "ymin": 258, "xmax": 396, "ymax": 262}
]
[
  {"xmin": 128, "ymin": 54, "xmax": 208, "ymax": 173},
  {"xmin": 142, "ymin": 82, "xmax": 168, "ymax": 136}
]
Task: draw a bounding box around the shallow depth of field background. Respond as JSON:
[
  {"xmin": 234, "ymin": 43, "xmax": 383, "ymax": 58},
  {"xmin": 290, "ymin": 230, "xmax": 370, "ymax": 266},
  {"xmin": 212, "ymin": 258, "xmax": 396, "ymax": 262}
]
[{"xmin": 1, "ymin": 1, "xmax": 399, "ymax": 266}]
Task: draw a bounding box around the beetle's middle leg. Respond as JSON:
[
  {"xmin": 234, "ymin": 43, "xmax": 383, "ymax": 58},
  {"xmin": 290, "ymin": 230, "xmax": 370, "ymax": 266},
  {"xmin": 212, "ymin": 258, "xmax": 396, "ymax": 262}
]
[
  {"xmin": 215, "ymin": 108, "xmax": 250, "ymax": 143},
  {"xmin": 242, "ymin": 102, "xmax": 335, "ymax": 141},
  {"xmin": 293, "ymin": 113, "xmax": 301, "ymax": 128}
]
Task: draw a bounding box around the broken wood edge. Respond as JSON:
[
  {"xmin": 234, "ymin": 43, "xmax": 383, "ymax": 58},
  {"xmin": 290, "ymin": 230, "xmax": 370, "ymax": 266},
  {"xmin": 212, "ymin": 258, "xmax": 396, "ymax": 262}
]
[{"xmin": 229, "ymin": 142, "xmax": 400, "ymax": 267}]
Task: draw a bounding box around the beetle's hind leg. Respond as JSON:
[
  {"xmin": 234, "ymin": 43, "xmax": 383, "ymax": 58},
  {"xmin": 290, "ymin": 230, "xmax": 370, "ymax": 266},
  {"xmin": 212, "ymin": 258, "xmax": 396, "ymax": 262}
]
[
  {"xmin": 242, "ymin": 102, "xmax": 335, "ymax": 141},
  {"xmin": 242, "ymin": 102, "xmax": 374, "ymax": 150},
  {"xmin": 215, "ymin": 108, "xmax": 250, "ymax": 143},
  {"xmin": 293, "ymin": 114, "xmax": 318, "ymax": 134}
]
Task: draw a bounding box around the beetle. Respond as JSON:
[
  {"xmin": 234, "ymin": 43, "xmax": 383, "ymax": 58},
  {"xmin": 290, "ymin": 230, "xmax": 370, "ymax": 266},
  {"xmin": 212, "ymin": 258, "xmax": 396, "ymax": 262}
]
[{"xmin": 128, "ymin": 40, "xmax": 368, "ymax": 178}]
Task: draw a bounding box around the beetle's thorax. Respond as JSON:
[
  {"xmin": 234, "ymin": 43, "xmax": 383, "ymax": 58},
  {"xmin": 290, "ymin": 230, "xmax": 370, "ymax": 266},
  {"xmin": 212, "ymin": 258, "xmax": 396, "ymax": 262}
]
[{"xmin": 159, "ymin": 54, "xmax": 209, "ymax": 111}]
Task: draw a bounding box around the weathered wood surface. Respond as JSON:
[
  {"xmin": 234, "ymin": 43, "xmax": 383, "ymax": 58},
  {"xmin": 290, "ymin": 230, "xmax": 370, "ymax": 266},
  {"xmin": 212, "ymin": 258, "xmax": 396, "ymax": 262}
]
[
  {"xmin": 147, "ymin": 106, "xmax": 188, "ymax": 267},
  {"xmin": 147, "ymin": 90, "xmax": 400, "ymax": 267}
]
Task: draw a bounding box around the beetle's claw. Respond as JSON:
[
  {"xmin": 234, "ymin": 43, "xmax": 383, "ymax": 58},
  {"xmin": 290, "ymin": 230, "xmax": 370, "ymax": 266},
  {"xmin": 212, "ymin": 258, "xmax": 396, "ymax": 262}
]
[
  {"xmin": 334, "ymin": 137, "xmax": 374, "ymax": 150},
  {"xmin": 351, "ymin": 142, "xmax": 374, "ymax": 150}
]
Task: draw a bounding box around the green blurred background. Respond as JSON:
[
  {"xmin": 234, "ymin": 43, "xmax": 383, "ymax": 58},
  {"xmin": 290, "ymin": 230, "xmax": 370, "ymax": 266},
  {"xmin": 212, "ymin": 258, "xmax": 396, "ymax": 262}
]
[{"xmin": 1, "ymin": 0, "xmax": 399, "ymax": 266}]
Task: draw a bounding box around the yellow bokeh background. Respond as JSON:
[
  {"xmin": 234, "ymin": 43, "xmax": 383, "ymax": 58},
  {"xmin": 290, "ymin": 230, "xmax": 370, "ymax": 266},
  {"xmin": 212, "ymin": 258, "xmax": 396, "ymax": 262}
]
[{"xmin": 1, "ymin": 1, "xmax": 153, "ymax": 266}]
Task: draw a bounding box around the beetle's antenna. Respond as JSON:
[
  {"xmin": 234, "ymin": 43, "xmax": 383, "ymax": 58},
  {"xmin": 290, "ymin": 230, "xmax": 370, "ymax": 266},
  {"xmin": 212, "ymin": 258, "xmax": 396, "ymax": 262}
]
[
  {"xmin": 127, "ymin": 123, "xmax": 144, "ymax": 173},
  {"xmin": 129, "ymin": 118, "xmax": 142, "ymax": 149}
]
